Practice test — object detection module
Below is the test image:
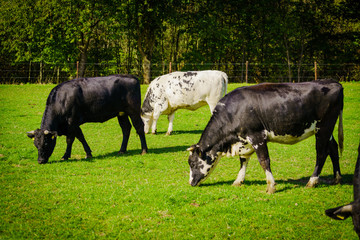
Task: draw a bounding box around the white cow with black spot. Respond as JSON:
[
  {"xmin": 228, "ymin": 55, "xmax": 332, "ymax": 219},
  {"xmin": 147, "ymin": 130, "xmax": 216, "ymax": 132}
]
[{"xmin": 141, "ymin": 70, "xmax": 228, "ymax": 135}]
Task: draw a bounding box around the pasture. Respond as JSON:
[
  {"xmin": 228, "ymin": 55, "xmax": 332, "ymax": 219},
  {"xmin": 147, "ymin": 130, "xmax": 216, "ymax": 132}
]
[{"xmin": 0, "ymin": 82, "xmax": 359, "ymax": 239}]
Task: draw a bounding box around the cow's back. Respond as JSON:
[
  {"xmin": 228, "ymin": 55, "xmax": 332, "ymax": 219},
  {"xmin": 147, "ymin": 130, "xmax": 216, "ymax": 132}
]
[
  {"xmin": 156, "ymin": 71, "xmax": 226, "ymax": 109},
  {"xmin": 211, "ymin": 79, "xmax": 343, "ymax": 142},
  {"xmin": 44, "ymin": 75, "xmax": 140, "ymax": 125}
]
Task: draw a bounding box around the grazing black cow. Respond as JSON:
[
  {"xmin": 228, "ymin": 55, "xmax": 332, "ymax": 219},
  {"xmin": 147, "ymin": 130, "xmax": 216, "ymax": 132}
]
[
  {"xmin": 325, "ymin": 142, "xmax": 360, "ymax": 238},
  {"xmin": 27, "ymin": 75, "xmax": 148, "ymax": 164},
  {"xmin": 187, "ymin": 79, "xmax": 343, "ymax": 193}
]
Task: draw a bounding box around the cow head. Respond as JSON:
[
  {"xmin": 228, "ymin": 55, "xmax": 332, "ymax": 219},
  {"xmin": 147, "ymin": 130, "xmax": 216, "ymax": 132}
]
[
  {"xmin": 325, "ymin": 202, "xmax": 360, "ymax": 237},
  {"xmin": 140, "ymin": 111, "xmax": 152, "ymax": 134},
  {"xmin": 325, "ymin": 143, "xmax": 360, "ymax": 237},
  {"xmin": 187, "ymin": 145, "xmax": 220, "ymax": 186},
  {"xmin": 27, "ymin": 129, "xmax": 57, "ymax": 164}
]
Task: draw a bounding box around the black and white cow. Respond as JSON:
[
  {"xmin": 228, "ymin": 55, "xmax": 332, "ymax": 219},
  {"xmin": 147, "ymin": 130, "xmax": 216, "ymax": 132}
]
[
  {"xmin": 27, "ymin": 75, "xmax": 148, "ymax": 164},
  {"xmin": 141, "ymin": 70, "xmax": 228, "ymax": 135},
  {"xmin": 325, "ymin": 142, "xmax": 360, "ymax": 237},
  {"xmin": 188, "ymin": 79, "xmax": 343, "ymax": 193}
]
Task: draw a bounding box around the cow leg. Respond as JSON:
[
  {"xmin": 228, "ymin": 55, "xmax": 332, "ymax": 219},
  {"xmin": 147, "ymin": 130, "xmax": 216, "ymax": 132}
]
[
  {"xmin": 151, "ymin": 112, "xmax": 160, "ymax": 135},
  {"xmin": 62, "ymin": 135, "xmax": 75, "ymax": 160},
  {"xmin": 117, "ymin": 115, "xmax": 132, "ymax": 154},
  {"xmin": 329, "ymin": 136, "xmax": 342, "ymax": 184},
  {"xmin": 307, "ymin": 115, "xmax": 339, "ymax": 188},
  {"xmin": 128, "ymin": 113, "xmax": 148, "ymax": 155},
  {"xmin": 233, "ymin": 156, "xmax": 250, "ymax": 186},
  {"xmin": 166, "ymin": 112, "xmax": 175, "ymax": 135},
  {"xmin": 74, "ymin": 127, "xmax": 92, "ymax": 159},
  {"xmin": 306, "ymin": 132, "xmax": 334, "ymax": 188},
  {"xmin": 253, "ymin": 141, "xmax": 276, "ymax": 194}
]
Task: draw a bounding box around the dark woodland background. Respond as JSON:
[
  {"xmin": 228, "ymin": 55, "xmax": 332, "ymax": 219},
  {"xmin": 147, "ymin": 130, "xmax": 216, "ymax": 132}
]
[{"xmin": 1, "ymin": 0, "xmax": 359, "ymax": 83}]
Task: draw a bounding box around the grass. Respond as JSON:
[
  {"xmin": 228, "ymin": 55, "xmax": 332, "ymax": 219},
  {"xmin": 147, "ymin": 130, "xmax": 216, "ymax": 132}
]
[{"xmin": 0, "ymin": 82, "xmax": 359, "ymax": 239}]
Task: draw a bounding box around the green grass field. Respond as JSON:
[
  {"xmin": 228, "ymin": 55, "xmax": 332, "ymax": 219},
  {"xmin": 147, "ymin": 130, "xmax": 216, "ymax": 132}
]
[{"xmin": 0, "ymin": 82, "xmax": 359, "ymax": 239}]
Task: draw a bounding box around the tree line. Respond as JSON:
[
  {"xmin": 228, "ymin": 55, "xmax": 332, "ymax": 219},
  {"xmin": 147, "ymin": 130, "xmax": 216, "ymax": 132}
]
[{"xmin": 1, "ymin": 0, "xmax": 359, "ymax": 84}]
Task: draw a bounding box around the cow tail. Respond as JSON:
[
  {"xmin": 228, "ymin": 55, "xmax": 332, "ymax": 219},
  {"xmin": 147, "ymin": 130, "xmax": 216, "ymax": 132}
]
[
  {"xmin": 338, "ymin": 110, "xmax": 344, "ymax": 155},
  {"xmin": 338, "ymin": 87, "xmax": 344, "ymax": 155},
  {"xmin": 222, "ymin": 72, "xmax": 228, "ymax": 96}
]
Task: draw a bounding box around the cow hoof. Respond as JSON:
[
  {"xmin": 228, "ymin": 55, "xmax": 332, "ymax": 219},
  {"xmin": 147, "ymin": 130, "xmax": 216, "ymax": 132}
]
[
  {"xmin": 85, "ymin": 154, "xmax": 93, "ymax": 159},
  {"xmin": 141, "ymin": 150, "xmax": 147, "ymax": 155},
  {"xmin": 305, "ymin": 183, "xmax": 316, "ymax": 188},
  {"xmin": 332, "ymin": 172, "xmax": 342, "ymax": 185},
  {"xmin": 306, "ymin": 176, "xmax": 319, "ymax": 188},
  {"xmin": 166, "ymin": 132, "xmax": 172, "ymax": 136},
  {"xmin": 232, "ymin": 181, "xmax": 244, "ymax": 187},
  {"xmin": 266, "ymin": 186, "xmax": 276, "ymax": 194},
  {"xmin": 332, "ymin": 178, "xmax": 342, "ymax": 185},
  {"xmin": 118, "ymin": 151, "xmax": 126, "ymax": 155}
]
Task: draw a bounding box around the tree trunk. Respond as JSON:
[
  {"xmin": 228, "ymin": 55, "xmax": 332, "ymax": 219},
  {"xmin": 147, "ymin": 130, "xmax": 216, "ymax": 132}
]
[
  {"xmin": 142, "ymin": 55, "xmax": 151, "ymax": 84},
  {"xmin": 284, "ymin": 35, "xmax": 292, "ymax": 82},
  {"xmin": 78, "ymin": 49, "xmax": 88, "ymax": 78},
  {"xmin": 297, "ymin": 36, "xmax": 304, "ymax": 82},
  {"xmin": 78, "ymin": 35, "xmax": 91, "ymax": 78}
]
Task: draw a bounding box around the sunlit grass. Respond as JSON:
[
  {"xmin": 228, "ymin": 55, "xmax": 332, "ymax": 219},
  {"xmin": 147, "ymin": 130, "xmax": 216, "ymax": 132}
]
[{"xmin": 0, "ymin": 82, "xmax": 359, "ymax": 239}]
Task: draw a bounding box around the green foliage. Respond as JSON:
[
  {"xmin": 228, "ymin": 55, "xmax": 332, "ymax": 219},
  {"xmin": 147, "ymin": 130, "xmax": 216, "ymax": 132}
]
[
  {"xmin": 0, "ymin": 83, "xmax": 359, "ymax": 239},
  {"xmin": 0, "ymin": 0, "xmax": 359, "ymax": 83}
]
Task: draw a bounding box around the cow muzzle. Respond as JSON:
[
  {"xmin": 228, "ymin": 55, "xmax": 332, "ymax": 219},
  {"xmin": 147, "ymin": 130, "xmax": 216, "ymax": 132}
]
[
  {"xmin": 37, "ymin": 157, "xmax": 49, "ymax": 164},
  {"xmin": 189, "ymin": 171, "xmax": 203, "ymax": 187}
]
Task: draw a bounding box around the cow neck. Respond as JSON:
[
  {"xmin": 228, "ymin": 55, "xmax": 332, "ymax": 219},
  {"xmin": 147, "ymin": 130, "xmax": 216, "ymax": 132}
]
[
  {"xmin": 354, "ymin": 145, "xmax": 360, "ymax": 201},
  {"xmin": 198, "ymin": 116, "xmax": 230, "ymax": 154},
  {"xmin": 40, "ymin": 105, "xmax": 59, "ymax": 131}
]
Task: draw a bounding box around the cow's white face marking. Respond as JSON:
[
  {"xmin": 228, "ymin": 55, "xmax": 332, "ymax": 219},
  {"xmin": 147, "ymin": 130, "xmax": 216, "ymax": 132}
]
[
  {"xmin": 188, "ymin": 151, "xmax": 221, "ymax": 186},
  {"xmin": 141, "ymin": 114, "xmax": 152, "ymax": 134},
  {"xmin": 265, "ymin": 121, "xmax": 317, "ymax": 144}
]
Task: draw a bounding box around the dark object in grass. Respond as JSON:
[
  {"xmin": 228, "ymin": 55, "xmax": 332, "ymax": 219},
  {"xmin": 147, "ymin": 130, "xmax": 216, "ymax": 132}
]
[
  {"xmin": 27, "ymin": 75, "xmax": 148, "ymax": 164},
  {"xmin": 325, "ymin": 142, "xmax": 360, "ymax": 238}
]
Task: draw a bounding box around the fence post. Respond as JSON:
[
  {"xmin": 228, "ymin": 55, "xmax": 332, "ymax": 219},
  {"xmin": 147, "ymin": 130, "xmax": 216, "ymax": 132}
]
[
  {"xmin": 169, "ymin": 62, "xmax": 172, "ymax": 73},
  {"xmin": 40, "ymin": 62, "xmax": 43, "ymax": 83},
  {"xmin": 28, "ymin": 61, "xmax": 31, "ymax": 83},
  {"xmin": 57, "ymin": 67, "xmax": 60, "ymax": 84},
  {"xmin": 314, "ymin": 61, "xmax": 317, "ymax": 80},
  {"xmin": 76, "ymin": 61, "xmax": 79, "ymax": 79},
  {"xmin": 245, "ymin": 61, "xmax": 249, "ymax": 83}
]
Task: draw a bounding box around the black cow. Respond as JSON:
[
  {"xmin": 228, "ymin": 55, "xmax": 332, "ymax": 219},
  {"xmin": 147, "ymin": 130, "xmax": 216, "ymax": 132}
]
[
  {"xmin": 187, "ymin": 79, "xmax": 343, "ymax": 193},
  {"xmin": 325, "ymin": 142, "xmax": 360, "ymax": 237},
  {"xmin": 27, "ymin": 75, "xmax": 148, "ymax": 164}
]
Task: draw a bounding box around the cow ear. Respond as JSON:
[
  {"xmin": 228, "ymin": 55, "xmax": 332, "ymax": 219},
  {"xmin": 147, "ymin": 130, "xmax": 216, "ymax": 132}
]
[
  {"xmin": 27, "ymin": 131, "xmax": 35, "ymax": 139},
  {"xmin": 52, "ymin": 131, "xmax": 58, "ymax": 139},
  {"xmin": 187, "ymin": 145, "xmax": 196, "ymax": 152},
  {"xmin": 49, "ymin": 130, "xmax": 58, "ymax": 139},
  {"xmin": 44, "ymin": 130, "xmax": 57, "ymax": 138},
  {"xmin": 187, "ymin": 144, "xmax": 200, "ymax": 152},
  {"xmin": 325, "ymin": 204, "xmax": 353, "ymax": 220}
]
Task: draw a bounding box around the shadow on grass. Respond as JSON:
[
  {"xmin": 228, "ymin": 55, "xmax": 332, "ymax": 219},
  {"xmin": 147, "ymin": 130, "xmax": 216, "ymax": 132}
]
[
  {"xmin": 49, "ymin": 145, "xmax": 189, "ymax": 163},
  {"xmin": 49, "ymin": 158, "xmax": 95, "ymax": 164},
  {"xmin": 200, "ymin": 174, "xmax": 354, "ymax": 193},
  {"xmin": 150, "ymin": 130, "xmax": 203, "ymax": 135}
]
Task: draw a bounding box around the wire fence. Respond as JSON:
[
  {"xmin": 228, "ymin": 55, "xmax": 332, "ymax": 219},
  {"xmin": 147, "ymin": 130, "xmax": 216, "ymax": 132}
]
[{"xmin": 1, "ymin": 61, "xmax": 359, "ymax": 84}]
